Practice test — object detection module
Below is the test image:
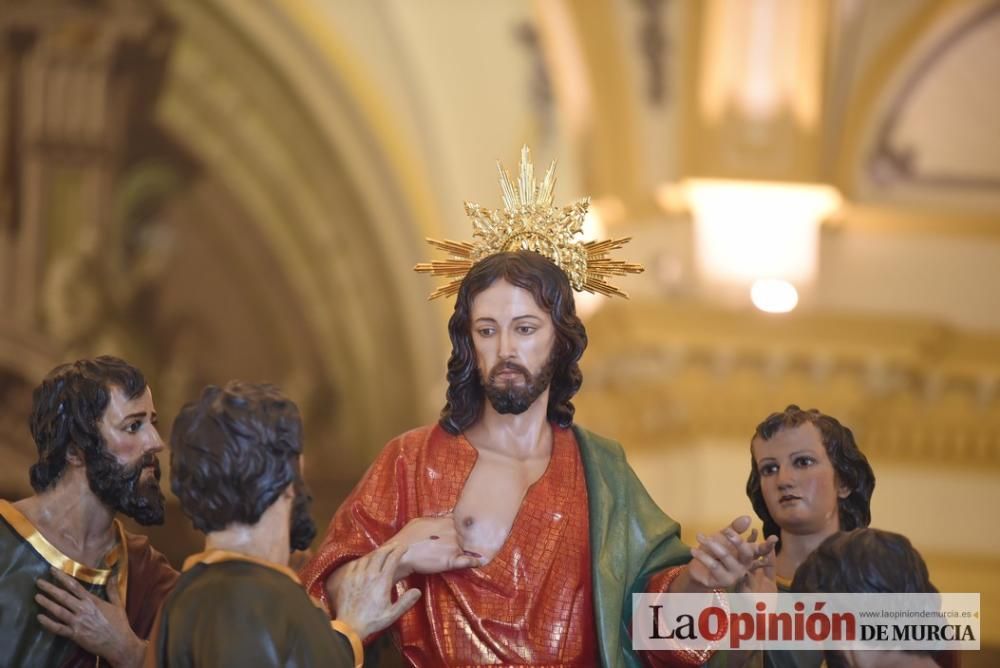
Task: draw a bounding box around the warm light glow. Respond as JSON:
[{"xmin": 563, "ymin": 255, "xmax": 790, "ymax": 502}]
[
  {"xmin": 685, "ymin": 179, "xmax": 840, "ymax": 286},
  {"xmin": 534, "ymin": 0, "xmax": 591, "ymax": 137},
  {"xmin": 582, "ymin": 205, "xmax": 605, "ymax": 240},
  {"xmin": 751, "ymin": 278, "xmax": 798, "ymax": 313},
  {"xmin": 589, "ymin": 196, "xmax": 625, "ymax": 226},
  {"xmin": 654, "ymin": 182, "xmax": 687, "ymax": 214},
  {"xmin": 575, "ymin": 203, "xmax": 610, "ymax": 319},
  {"xmin": 700, "ymin": 0, "xmax": 824, "ymax": 128}
]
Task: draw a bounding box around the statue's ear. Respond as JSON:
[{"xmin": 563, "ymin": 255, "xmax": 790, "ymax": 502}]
[{"xmin": 65, "ymin": 444, "xmax": 85, "ymax": 467}]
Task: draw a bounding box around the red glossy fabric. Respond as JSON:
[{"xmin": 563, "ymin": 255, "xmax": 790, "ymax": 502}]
[{"xmin": 300, "ymin": 424, "xmax": 598, "ymax": 667}]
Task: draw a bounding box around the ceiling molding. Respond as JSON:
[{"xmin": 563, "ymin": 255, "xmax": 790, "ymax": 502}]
[{"xmin": 576, "ymin": 300, "xmax": 1000, "ymax": 469}]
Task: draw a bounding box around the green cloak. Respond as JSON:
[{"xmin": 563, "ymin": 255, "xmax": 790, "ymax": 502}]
[{"xmin": 574, "ymin": 425, "xmax": 695, "ymax": 668}]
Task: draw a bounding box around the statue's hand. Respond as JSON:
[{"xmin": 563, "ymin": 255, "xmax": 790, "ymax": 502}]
[
  {"xmin": 688, "ymin": 515, "xmax": 767, "ymax": 590},
  {"xmin": 332, "ymin": 544, "xmax": 422, "ymax": 638},
  {"xmin": 35, "ymin": 568, "xmax": 145, "ymax": 668},
  {"xmin": 735, "ymin": 529, "xmax": 779, "ymax": 594},
  {"xmin": 387, "ymin": 515, "xmax": 482, "ymax": 578}
]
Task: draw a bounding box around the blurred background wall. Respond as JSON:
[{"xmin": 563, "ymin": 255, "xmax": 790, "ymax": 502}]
[{"xmin": 1, "ymin": 0, "xmax": 997, "ymax": 661}]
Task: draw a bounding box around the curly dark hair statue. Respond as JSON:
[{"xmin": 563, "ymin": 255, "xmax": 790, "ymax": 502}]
[
  {"xmin": 440, "ymin": 251, "xmax": 588, "ymax": 435},
  {"xmin": 746, "ymin": 405, "xmax": 875, "ymax": 550},
  {"xmin": 792, "ymin": 528, "xmax": 935, "ymax": 595},
  {"xmin": 29, "ymin": 356, "xmax": 147, "ymax": 492},
  {"xmin": 170, "ymin": 382, "xmax": 316, "ymax": 550},
  {"xmin": 793, "ymin": 529, "xmax": 949, "ymax": 666}
]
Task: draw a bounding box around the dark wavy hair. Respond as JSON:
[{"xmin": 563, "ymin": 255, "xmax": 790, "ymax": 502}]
[
  {"xmin": 792, "ymin": 528, "xmax": 935, "ymax": 595},
  {"xmin": 28, "ymin": 356, "xmax": 147, "ymax": 492},
  {"xmin": 746, "ymin": 405, "xmax": 875, "ymax": 549},
  {"xmin": 439, "ymin": 251, "xmax": 588, "ymax": 434},
  {"xmin": 793, "ymin": 529, "xmax": 946, "ymax": 665},
  {"xmin": 170, "ymin": 382, "xmax": 305, "ymax": 533}
]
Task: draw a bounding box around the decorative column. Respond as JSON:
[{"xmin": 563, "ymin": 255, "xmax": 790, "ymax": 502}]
[{"xmin": 0, "ymin": 0, "xmax": 172, "ymax": 339}]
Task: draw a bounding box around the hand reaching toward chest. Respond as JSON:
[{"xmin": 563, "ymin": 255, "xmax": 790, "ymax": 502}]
[
  {"xmin": 387, "ymin": 515, "xmax": 483, "ymax": 578},
  {"xmin": 35, "ymin": 568, "xmax": 145, "ymax": 668}
]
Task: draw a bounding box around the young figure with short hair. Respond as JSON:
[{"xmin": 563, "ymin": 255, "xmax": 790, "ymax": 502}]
[
  {"xmin": 147, "ymin": 382, "xmax": 419, "ymax": 667},
  {"xmin": 739, "ymin": 405, "xmax": 877, "ymax": 668}
]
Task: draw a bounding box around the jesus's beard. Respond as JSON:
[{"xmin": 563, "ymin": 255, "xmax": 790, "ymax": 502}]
[{"xmin": 481, "ymin": 355, "xmax": 556, "ymax": 415}]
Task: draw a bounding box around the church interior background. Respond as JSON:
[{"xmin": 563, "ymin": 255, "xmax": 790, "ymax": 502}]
[{"xmin": 1, "ymin": 0, "xmax": 998, "ymax": 663}]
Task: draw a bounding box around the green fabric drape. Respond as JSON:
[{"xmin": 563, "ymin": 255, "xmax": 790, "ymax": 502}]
[{"xmin": 574, "ymin": 425, "xmax": 694, "ymax": 668}]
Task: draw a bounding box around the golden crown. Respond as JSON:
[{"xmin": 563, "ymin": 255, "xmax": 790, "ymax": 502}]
[{"xmin": 414, "ymin": 145, "xmax": 643, "ymax": 299}]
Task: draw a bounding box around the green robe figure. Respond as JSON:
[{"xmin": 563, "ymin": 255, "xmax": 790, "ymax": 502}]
[
  {"xmin": 151, "ymin": 382, "xmax": 419, "ymax": 668},
  {"xmin": 146, "ymin": 552, "xmax": 356, "ymax": 667},
  {"xmin": 0, "ymin": 500, "xmax": 177, "ymax": 668}
]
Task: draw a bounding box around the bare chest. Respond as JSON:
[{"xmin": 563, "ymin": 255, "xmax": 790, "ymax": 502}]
[{"xmin": 452, "ymin": 450, "xmax": 549, "ymax": 564}]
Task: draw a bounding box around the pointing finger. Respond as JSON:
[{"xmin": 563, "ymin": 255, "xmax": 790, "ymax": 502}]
[
  {"xmin": 380, "ymin": 545, "xmax": 408, "ymax": 579},
  {"xmin": 37, "ymin": 613, "xmax": 73, "ymax": 638},
  {"xmin": 34, "ymin": 593, "xmax": 74, "ymax": 622},
  {"xmin": 49, "ymin": 569, "xmax": 88, "ymax": 598},
  {"xmin": 36, "ymin": 579, "xmax": 82, "ymax": 613},
  {"xmin": 729, "ymin": 515, "xmax": 752, "ymax": 534},
  {"xmin": 388, "ymin": 587, "xmax": 421, "ymax": 619},
  {"xmin": 450, "ymin": 554, "xmax": 481, "ymax": 570}
]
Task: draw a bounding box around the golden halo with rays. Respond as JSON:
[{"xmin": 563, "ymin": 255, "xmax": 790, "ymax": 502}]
[{"xmin": 414, "ymin": 145, "xmax": 644, "ymax": 299}]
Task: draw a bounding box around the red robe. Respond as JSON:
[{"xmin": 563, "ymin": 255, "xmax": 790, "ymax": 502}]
[{"xmin": 300, "ymin": 425, "xmax": 702, "ymax": 667}]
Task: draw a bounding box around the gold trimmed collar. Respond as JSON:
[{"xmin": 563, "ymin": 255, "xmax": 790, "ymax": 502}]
[
  {"xmin": 776, "ymin": 574, "xmax": 793, "ymax": 590},
  {"xmin": 0, "ymin": 498, "xmax": 128, "ymax": 595},
  {"xmin": 182, "ymin": 549, "xmax": 300, "ymax": 585}
]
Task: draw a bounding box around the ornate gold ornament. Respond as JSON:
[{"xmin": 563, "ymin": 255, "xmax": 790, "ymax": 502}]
[{"xmin": 414, "ymin": 145, "xmax": 644, "ymax": 299}]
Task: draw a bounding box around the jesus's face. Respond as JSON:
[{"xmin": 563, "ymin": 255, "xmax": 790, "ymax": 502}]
[{"xmin": 470, "ymin": 279, "xmax": 557, "ymax": 415}]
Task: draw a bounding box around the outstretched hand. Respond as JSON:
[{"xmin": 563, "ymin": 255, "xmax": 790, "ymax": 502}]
[
  {"xmin": 35, "ymin": 568, "xmax": 144, "ymax": 668},
  {"xmin": 737, "ymin": 529, "xmax": 779, "ymax": 594},
  {"xmin": 332, "ymin": 544, "xmax": 422, "ymax": 638},
  {"xmin": 687, "ymin": 516, "xmax": 776, "ymax": 590},
  {"xmin": 386, "ymin": 515, "xmax": 483, "ymax": 578}
]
